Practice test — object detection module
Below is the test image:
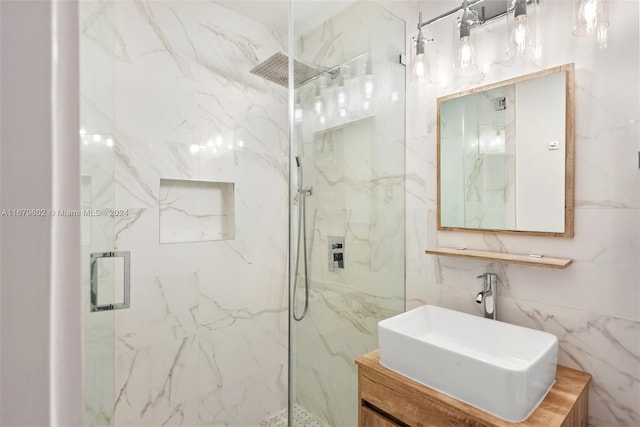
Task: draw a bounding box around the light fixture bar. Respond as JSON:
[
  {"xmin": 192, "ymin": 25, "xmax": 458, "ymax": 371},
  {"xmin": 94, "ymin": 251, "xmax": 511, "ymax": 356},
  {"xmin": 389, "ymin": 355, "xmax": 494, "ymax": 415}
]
[
  {"xmin": 419, "ymin": 0, "xmax": 485, "ymax": 29},
  {"xmin": 418, "ymin": 0, "xmax": 538, "ymax": 31}
]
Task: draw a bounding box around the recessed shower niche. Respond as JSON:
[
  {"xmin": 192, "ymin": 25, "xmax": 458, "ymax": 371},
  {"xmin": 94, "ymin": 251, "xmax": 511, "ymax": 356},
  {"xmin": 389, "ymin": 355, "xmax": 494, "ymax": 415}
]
[{"xmin": 159, "ymin": 178, "xmax": 235, "ymax": 244}]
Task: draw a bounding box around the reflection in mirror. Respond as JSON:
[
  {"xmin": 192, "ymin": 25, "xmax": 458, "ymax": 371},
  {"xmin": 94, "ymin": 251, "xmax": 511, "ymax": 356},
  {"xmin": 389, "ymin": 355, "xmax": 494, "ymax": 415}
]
[{"xmin": 437, "ymin": 64, "xmax": 574, "ymax": 237}]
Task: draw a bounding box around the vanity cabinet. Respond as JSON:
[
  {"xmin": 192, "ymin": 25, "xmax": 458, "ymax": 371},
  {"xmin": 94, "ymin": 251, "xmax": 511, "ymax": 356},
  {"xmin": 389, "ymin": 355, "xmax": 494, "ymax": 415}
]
[{"xmin": 355, "ymin": 350, "xmax": 591, "ymax": 427}]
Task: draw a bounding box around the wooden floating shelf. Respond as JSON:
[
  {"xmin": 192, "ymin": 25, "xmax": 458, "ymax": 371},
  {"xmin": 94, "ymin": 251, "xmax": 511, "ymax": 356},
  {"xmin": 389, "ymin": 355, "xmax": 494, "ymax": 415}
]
[{"xmin": 426, "ymin": 247, "xmax": 573, "ymax": 269}]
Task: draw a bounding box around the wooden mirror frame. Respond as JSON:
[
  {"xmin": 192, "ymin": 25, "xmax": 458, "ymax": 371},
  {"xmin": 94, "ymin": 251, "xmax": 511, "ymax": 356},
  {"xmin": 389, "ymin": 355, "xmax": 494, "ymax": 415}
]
[{"xmin": 436, "ymin": 63, "xmax": 575, "ymax": 238}]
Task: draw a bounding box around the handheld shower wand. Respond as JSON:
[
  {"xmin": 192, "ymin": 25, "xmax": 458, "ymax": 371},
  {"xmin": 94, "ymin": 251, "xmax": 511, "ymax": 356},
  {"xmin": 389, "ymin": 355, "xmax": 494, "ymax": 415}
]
[{"xmin": 293, "ymin": 156, "xmax": 312, "ymax": 321}]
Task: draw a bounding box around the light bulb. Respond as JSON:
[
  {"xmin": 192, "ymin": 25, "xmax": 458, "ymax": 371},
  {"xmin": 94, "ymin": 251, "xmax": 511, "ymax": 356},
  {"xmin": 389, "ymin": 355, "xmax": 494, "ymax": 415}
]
[
  {"xmin": 413, "ymin": 53, "xmax": 427, "ymax": 79},
  {"xmin": 456, "ymin": 4, "xmax": 478, "ymax": 74},
  {"xmin": 412, "ymin": 29, "xmax": 428, "ymax": 81},
  {"xmin": 457, "ymin": 36, "xmax": 476, "ymax": 70},
  {"xmin": 580, "ymin": 0, "xmax": 599, "ymax": 33}
]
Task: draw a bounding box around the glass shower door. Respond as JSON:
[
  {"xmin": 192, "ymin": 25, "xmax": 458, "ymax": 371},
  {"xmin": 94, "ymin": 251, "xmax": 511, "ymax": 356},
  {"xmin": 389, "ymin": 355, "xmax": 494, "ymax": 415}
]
[
  {"xmin": 290, "ymin": 2, "xmax": 406, "ymax": 426},
  {"xmin": 80, "ymin": 0, "xmax": 117, "ymax": 424}
]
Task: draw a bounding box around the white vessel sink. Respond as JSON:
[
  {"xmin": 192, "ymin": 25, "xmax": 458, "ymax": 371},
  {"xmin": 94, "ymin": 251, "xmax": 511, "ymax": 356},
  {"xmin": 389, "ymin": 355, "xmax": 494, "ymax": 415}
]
[{"xmin": 378, "ymin": 305, "xmax": 558, "ymax": 422}]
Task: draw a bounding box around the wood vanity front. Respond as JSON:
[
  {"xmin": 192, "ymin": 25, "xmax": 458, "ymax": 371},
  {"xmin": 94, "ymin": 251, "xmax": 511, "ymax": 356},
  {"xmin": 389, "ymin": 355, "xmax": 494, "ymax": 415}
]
[{"xmin": 355, "ymin": 350, "xmax": 591, "ymax": 427}]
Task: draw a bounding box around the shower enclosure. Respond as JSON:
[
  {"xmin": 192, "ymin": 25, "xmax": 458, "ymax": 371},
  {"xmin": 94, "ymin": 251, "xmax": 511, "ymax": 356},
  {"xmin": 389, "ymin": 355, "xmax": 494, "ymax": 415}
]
[{"xmin": 80, "ymin": 1, "xmax": 405, "ymax": 425}]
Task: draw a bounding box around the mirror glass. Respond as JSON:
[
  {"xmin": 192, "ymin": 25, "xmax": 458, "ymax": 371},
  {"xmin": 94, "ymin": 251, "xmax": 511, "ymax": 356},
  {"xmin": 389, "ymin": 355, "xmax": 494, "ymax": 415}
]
[{"xmin": 437, "ymin": 64, "xmax": 574, "ymax": 237}]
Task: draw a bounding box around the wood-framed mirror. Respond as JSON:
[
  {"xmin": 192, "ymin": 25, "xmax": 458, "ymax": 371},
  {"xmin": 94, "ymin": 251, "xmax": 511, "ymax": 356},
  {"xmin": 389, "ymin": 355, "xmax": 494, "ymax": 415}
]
[{"xmin": 437, "ymin": 63, "xmax": 575, "ymax": 237}]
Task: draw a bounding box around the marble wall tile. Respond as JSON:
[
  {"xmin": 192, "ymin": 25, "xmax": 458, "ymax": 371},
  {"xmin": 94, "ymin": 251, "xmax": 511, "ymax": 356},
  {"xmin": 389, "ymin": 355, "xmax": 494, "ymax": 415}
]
[
  {"xmin": 114, "ymin": 272, "xmax": 199, "ymax": 352},
  {"xmin": 197, "ymin": 2, "xmax": 287, "ymax": 103},
  {"xmin": 115, "ymin": 64, "xmax": 199, "ymax": 144},
  {"xmin": 113, "ymin": 335, "xmax": 199, "ymax": 426},
  {"xmin": 198, "ymin": 364, "xmax": 287, "ymax": 426},
  {"xmin": 115, "ymin": 136, "xmax": 200, "ymax": 209},
  {"xmin": 198, "ymin": 313, "xmax": 286, "ymax": 392},
  {"xmin": 114, "ymin": 0, "xmax": 199, "ymax": 80}
]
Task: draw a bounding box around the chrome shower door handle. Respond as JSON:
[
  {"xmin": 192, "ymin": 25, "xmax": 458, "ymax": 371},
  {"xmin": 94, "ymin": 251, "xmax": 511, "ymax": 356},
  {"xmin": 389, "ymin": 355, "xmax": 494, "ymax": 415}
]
[{"xmin": 90, "ymin": 251, "xmax": 130, "ymax": 312}]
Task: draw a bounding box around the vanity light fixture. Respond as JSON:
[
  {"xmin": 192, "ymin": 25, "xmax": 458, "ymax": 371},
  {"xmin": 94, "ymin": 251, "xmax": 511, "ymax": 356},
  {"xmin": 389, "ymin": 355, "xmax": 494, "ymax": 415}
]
[{"xmin": 412, "ymin": 0, "xmax": 483, "ymax": 81}]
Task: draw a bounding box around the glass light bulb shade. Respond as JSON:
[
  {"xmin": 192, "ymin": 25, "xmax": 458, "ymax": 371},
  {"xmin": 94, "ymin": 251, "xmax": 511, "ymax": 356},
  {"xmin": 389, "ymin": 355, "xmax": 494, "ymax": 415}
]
[
  {"xmin": 457, "ymin": 36, "xmax": 476, "ymax": 70},
  {"xmin": 574, "ymin": 0, "xmax": 602, "ymax": 36},
  {"xmin": 412, "ymin": 53, "xmax": 427, "ymax": 80},
  {"xmin": 509, "ymin": 14, "xmax": 532, "ymax": 56}
]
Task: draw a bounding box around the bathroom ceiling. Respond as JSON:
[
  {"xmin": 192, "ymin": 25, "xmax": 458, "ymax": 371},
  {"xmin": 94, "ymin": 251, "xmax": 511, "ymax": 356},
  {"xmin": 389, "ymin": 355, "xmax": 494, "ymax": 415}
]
[{"xmin": 213, "ymin": 0, "xmax": 355, "ymax": 34}]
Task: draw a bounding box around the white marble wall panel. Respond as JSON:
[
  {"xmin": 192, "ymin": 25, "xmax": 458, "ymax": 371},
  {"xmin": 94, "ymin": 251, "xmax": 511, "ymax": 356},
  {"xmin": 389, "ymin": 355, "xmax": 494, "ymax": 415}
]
[
  {"xmin": 115, "ymin": 66, "xmax": 199, "ymax": 144},
  {"xmin": 114, "ymin": 0, "xmax": 200, "ymax": 81},
  {"xmin": 196, "ymin": 2, "xmax": 287, "ymax": 103},
  {"xmin": 407, "ymin": 1, "xmax": 640, "ymax": 425},
  {"xmin": 113, "ymin": 335, "xmax": 199, "ymax": 427},
  {"xmin": 198, "ymin": 363, "xmax": 287, "ymax": 426}
]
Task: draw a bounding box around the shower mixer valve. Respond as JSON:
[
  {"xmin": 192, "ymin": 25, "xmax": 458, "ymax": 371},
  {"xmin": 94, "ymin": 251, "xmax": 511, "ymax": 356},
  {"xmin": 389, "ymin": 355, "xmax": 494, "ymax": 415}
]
[{"xmin": 328, "ymin": 236, "xmax": 345, "ymax": 272}]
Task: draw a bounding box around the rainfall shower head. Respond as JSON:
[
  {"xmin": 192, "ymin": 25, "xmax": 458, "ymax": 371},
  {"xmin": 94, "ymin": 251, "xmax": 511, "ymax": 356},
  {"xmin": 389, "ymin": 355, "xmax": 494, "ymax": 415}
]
[{"xmin": 250, "ymin": 52, "xmax": 326, "ymax": 88}]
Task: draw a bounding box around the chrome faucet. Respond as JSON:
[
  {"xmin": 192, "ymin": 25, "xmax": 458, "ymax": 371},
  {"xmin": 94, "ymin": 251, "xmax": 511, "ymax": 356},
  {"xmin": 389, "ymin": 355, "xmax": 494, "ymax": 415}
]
[{"xmin": 476, "ymin": 273, "xmax": 497, "ymax": 320}]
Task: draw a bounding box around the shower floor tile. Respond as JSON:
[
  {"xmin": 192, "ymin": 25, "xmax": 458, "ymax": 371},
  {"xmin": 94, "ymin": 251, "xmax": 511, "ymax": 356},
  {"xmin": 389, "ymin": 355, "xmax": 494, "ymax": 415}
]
[{"xmin": 258, "ymin": 404, "xmax": 327, "ymax": 427}]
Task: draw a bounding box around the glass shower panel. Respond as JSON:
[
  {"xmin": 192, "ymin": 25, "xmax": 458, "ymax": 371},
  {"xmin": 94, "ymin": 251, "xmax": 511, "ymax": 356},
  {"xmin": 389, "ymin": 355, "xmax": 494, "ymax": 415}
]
[
  {"xmin": 290, "ymin": 2, "xmax": 406, "ymax": 426},
  {"xmin": 80, "ymin": 0, "xmax": 117, "ymax": 425}
]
